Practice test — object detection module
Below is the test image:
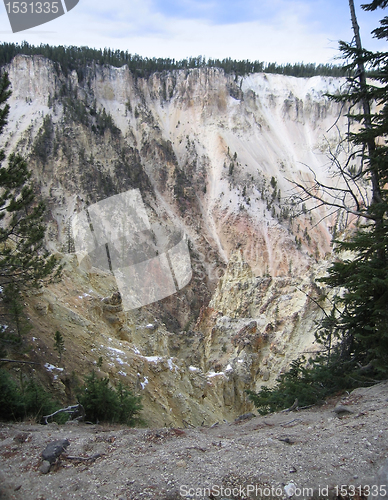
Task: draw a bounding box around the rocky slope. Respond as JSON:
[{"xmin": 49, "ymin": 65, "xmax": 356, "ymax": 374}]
[
  {"xmin": 0, "ymin": 55, "xmax": 353, "ymax": 426},
  {"xmin": 1, "ymin": 381, "xmax": 388, "ymax": 500}
]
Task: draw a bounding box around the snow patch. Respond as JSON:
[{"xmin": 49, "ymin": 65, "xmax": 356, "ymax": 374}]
[
  {"xmin": 167, "ymin": 358, "xmax": 178, "ymax": 372},
  {"xmin": 107, "ymin": 346, "xmax": 125, "ymax": 355},
  {"xmin": 142, "ymin": 356, "xmax": 163, "ymax": 363},
  {"xmin": 207, "ymin": 371, "xmax": 225, "ymax": 378},
  {"xmin": 140, "ymin": 377, "xmax": 148, "ymax": 390},
  {"xmin": 44, "ymin": 363, "xmax": 64, "ymax": 372}
]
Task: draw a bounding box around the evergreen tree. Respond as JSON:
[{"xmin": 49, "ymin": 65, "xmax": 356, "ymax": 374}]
[
  {"xmin": 318, "ymin": 0, "xmax": 388, "ymax": 377},
  {"xmin": 0, "ymin": 41, "xmax": 346, "ymax": 78},
  {"xmin": 76, "ymin": 371, "xmax": 142, "ymax": 425},
  {"xmin": 248, "ymin": 1, "xmax": 388, "ymax": 413},
  {"xmin": 53, "ymin": 330, "xmax": 64, "ymax": 363},
  {"xmin": 288, "ymin": 0, "xmax": 388, "ymax": 378},
  {"xmin": 0, "ymin": 72, "xmax": 61, "ymax": 355}
]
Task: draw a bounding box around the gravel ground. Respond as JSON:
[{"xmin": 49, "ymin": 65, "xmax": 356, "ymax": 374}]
[{"xmin": 1, "ymin": 382, "xmax": 388, "ymax": 500}]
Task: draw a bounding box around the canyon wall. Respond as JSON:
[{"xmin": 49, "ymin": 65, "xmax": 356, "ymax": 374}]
[{"xmin": 0, "ymin": 56, "xmax": 350, "ymax": 426}]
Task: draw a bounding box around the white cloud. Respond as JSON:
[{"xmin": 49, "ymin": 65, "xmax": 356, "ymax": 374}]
[
  {"xmin": 0, "ymin": 0, "xmax": 385, "ymax": 64},
  {"xmin": 139, "ymin": 17, "xmax": 337, "ymax": 63}
]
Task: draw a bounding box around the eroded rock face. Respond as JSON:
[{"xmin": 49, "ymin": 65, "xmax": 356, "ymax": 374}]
[
  {"xmin": 198, "ymin": 250, "xmax": 326, "ymax": 390},
  {"xmin": 1, "ymin": 56, "xmax": 348, "ymax": 426},
  {"xmin": 3, "ymin": 56, "xmax": 347, "ymax": 282},
  {"xmin": 23, "ymin": 250, "xmax": 327, "ymax": 427},
  {"xmin": 25, "ymin": 254, "xmax": 254, "ymax": 427}
]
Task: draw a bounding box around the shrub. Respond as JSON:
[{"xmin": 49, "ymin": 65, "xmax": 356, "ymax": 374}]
[
  {"xmin": 0, "ymin": 368, "xmax": 24, "ymax": 420},
  {"xmin": 22, "ymin": 379, "xmax": 60, "ymax": 421},
  {"xmin": 246, "ymin": 355, "xmax": 353, "ymax": 415},
  {"xmin": 77, "ymin": 371, "xmax": 142, "ymax": 425},
  {"xmin": 0, "ymin": 368, "xmax": 63, "ymax": 422},
  {"xmin": 116, "ymin": 382, "xmax": 143, "ymax": 426}
]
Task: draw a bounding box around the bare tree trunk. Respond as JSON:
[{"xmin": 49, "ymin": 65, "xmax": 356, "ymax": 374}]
[{"xmin": 348, "ymin": 0, "xmax": 382, "ymax": 205}]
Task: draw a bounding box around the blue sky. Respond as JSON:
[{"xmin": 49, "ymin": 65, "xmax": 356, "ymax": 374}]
[{"xmin": 0, "ymin": 0, "xmax": 386, "ymax": 64}]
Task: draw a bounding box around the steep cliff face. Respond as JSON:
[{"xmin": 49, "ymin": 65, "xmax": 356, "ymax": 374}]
[
  {"xmin": 4, "ymin": 56, "xmax": 347, "ymax": 276},
  {"xmin": 0, "ymin": 55, "xmax": 350, "ymax": 426}
]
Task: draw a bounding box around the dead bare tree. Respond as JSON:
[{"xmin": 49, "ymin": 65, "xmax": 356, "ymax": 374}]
[{"xmin": 289, "ymin": 0, "xmax": 382, "ymax": 234}]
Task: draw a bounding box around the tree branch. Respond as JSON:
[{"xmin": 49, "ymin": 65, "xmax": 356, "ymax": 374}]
[{"xmin": 0, "ymin": 358, "xmax": 40, "ymax": 365}]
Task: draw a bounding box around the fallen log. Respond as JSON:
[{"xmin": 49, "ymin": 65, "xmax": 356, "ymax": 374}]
[{"xmin": 42, "ymin": 404, "xmax": 85, "ymax": 424}]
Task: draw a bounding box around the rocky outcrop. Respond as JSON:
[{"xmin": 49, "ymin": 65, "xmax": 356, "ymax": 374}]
[
  {"xmin": 21, "ymin": 249, "xmax": 328, "ymax": 427},
  {"xmin": 0, "ymin": 56, "xmax": 351, "ymax": 426},
  {"xmin": 1, "ymin": 381, "xmax": 388, "ymax": 500},
  {"xmin": 2, "ymin": 55, "xmax": 347, "ymax": 283},
  {"xmin": 197, "ymin": 251, "xmax": 326, "ymax": 389}
]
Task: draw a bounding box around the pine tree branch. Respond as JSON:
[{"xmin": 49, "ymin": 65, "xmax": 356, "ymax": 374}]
[{"xmin": 0, "ymin": 358, "xmax": 40, "ymax": 365}]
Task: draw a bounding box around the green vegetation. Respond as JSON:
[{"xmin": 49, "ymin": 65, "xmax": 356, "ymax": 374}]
[
  {"xmin": 0, "ymin": 367, "xmax": 143, "ymax": 425},
  {"xmin": 246, "ymin": 357, "xmax": 349, "ymax": 415},
  {"xmin": 0, "ymin": 368, "xmax": 63, "ymax": 422},
  {"xmin": 249, "ymin": 0, "xmax": 388, "ymax": 414},
  {"xmin": 53, "ymin": 330, "xmax": 65, "ymax": 363},
  {"xmin": 0, "ymin": 72, "xmax": 62, "ymax": 357},
  {"xmin": 319, "ymin": 0, "xmax": 388, "ymax": 379},
  {"xmin": 76, "ymin": 371, "xmax": 142, "ymax": 425},
  {"xmin": 0, "ymin": 72, "xmax": 64, "ymax": 423},
  {"xmin": 33, "ymin": 114, "xmax": 54, "ymax": 164},
  {"xmin": 0, "ymin": 42, "xmax": 347, "ymax": 78}
]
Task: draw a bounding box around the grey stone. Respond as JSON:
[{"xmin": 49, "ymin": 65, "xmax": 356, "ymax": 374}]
[
  {"xmin": 333, "ymin": 404, "xmax": 353, "ymax": 415},
  {"xmin": 41, "ymin": 439, "xmax": 70, "ymax": 464},
  {"xmin": 39, "ymin": 460, "xmax": 51, "ymax": 474},
  {"xmin": 13, "ymin": 432, "xmax": 30, "ymax": 443},
  {"xmin": 65, "ymin": 419, "xmax": 79, "ymax": 425},
  {"xmin": 374, "ymin": 458, "xmax": 388, "ymax": 499},
  {"xmin": 234, "ymin": 412, "xmax": 256, "ymax": 422}
]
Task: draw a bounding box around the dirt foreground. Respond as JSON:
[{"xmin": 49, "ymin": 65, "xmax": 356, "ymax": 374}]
[{"xmin": 1, "ymin": 382, "xmax": 388, "ymax": 500}]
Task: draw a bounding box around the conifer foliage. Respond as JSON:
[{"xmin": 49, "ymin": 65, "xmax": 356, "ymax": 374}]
[
  {"xmin": 0, "ymin": 42, "xmax": 347, "ymax": 78},
  {"xmin": 76, "ymin": 371, "xmax": 143, "ymax": 425},
  {"xmin": 320, "ymin": 0, "xmax": 388, "ymax": 377},
  {"xmin": 0, "ymin": 71, "xmax": 61, "ymax": 353},
  {"xmin": 248, "ymin": 1, "xmax": 388, "ymax": 414}
]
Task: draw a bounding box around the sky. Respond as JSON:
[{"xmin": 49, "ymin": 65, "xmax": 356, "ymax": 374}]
[{"xmin": 0, "ymin": 0, "xmax": 387, "ymax": 65}]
